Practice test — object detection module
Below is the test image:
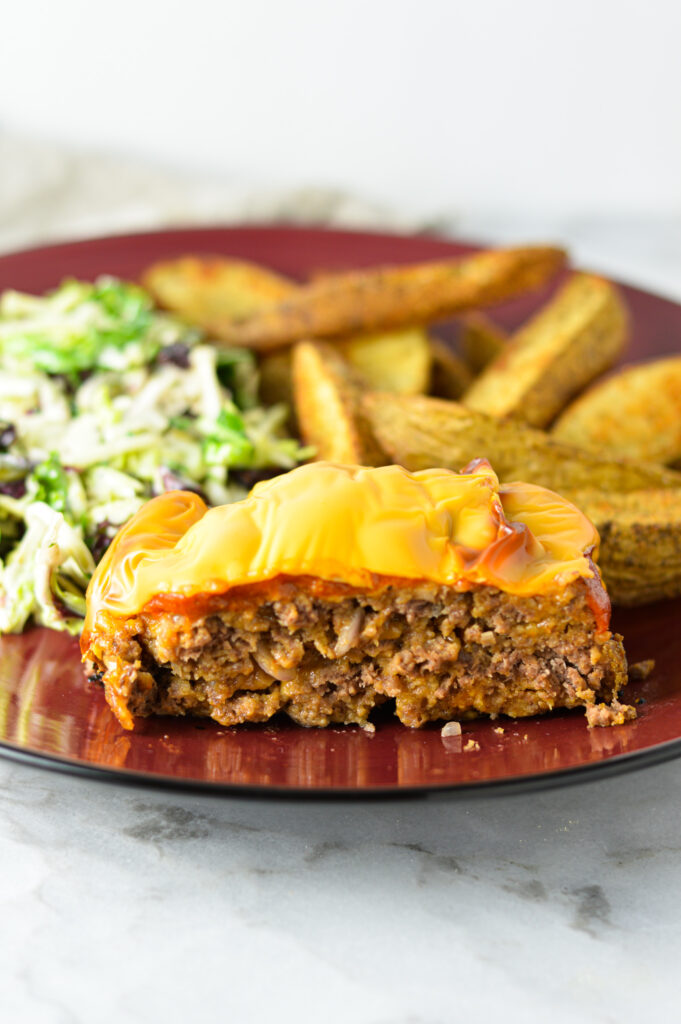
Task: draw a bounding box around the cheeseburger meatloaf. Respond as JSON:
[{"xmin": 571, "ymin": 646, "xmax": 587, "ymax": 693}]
[{"xmin": 81, "ymin": 461, "xmax": 633, "ymax": 730}]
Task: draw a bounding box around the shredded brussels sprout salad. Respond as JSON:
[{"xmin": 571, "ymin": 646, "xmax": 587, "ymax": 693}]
[{"xmin": 0, "ymin": 276, "xmax": 310, "ymax": 635}]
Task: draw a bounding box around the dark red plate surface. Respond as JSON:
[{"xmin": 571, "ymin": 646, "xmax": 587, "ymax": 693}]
[{"xmin": 1, "ymin": 225, "xmax": 680, "ymax": 797}]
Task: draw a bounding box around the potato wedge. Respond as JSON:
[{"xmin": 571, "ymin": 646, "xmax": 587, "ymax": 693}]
[
  {"xmin": 204, "ymin": 245, "xmax": 566, "ymax": 351},
  {"xmin": 142, "ymin": 255, "xmax": 295, "ymax": 326},
  {"xmin": 566, "ymin": 489, "xmax": 681, "ymax": 605},
  {"xmin": 292, "ymin": 342, "xmax": 386, "ymax": 465},
  {"xmin": 459, "ymin": 313, "xmax": 508, "ymax": 374},
  {"xmin": 337, "ymin": 327, "xmax": 431, "ymax": 395},
  {"xmin": 464, "ymin": 274, "xmax": 628, "ymax": 427},
  {"xmin": 260, "ymin": 326, "xmax": 431, "ymax": 412},
  {"xmin": 552, "ymin": 356, "xmax": 681, "ymax": 464},
  {"xmin": 428, "ymin": 337, "xmax": 473, "ymax": 399},
  {"xmin": 362, "ymin": 392, "xmax": 681, "ymax": 493}
]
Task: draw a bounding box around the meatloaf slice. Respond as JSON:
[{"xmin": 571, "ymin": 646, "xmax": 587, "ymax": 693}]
[{"xmin": 86, "ymin": 574, "xmax": 629, "ymax": 730}]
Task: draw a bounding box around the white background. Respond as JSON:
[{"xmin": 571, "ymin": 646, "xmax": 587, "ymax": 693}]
[{"xmin": 2, "ymin": 0, "xmax": 680, "ymax": 221}]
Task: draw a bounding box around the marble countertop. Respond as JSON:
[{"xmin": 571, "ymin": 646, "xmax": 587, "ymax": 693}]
[
  {"xmin": 3, "ymin": 757, "xmax": 681, "ymax": 1023},
  {"xmin": 1, "ymin": 136, "xmax": 681, "ymax": 1023}
]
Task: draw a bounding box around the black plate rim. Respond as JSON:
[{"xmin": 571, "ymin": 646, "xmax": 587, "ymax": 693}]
[{"xmin": 2, "ymin": 731, "xmax": 681, "ymax": 800}]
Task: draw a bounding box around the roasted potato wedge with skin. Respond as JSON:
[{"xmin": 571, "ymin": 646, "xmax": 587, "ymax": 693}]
[
  {"xmin": 566, "ymin": 489, "xmax": 681, "ymax": 605},
  {"xmin": 337, "ymin": 327, "xmax": 431, "ymax": 395},
  {"xmin": 292, "ymin": 342, "xmax": 386, "ymax": 465},
  {"xmin": 142, "ymin": 256, "xmax": 295, "ymax": 326},
  {"xmin": 428, "ymin": 337, "xmax": 473, "ymax": 399},
  {"xmin": 205, "ymin": 246, "xmax": 567, "ymax": 351},
  {"xmin": 459, "ymin": 313, "xmax": 508, "ymax": 375},
  {"xmin": 362, "ymin": 392, "xmax": 681, "ymax": 494},
  {"xmin": 552, "ymin": 356, "xmax": 681, "ymax": 465},
  {"xmin": 464, "ymin": 274, "xmax": 628, "ymax": 428}
]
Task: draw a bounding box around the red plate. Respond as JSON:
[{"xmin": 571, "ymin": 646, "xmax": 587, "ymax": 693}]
[{"xmin": 0, "ymin": 226, "xmax": 680, "ymax": 796}]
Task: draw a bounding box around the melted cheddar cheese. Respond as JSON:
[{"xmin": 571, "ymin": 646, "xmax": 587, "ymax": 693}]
[{"xmin": 82, "ymin": 461, "xmax": 601, "ymax": 640}]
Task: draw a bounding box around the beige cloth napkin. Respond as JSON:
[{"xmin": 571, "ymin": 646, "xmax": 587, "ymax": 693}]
[{"xmin": 0, "ymin": 132, "xmax": 442, "ymax": 254}]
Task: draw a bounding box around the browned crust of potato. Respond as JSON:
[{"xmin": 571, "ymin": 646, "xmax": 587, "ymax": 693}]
[
  {"xmin": 141, "ymin": 255, "xmax": 295, "ymax": 326},
  {"xmin": 464, "ymin": 274, "xmax": 628, "ymax": 428},
  {"xmin": 292, "ymin": 342, "xmax": 386, "ymax": 465},
  {"xmin": 204, "ymin": 246, "xmax": 567, "ymax": 351},
  {"xmin": 459, "ymin": 313, "xmax": 508, "ymax": 375},
  {"xmin": 566, "ymin": 489, "xmax": 681, "ymax": 605},
  {"xmin": 552, "ymin": 356, "xmax": 681, "ymax": 465},
  {"xmin": 361, "ymin": 391, "xmax": 681, "ymax": 494}
]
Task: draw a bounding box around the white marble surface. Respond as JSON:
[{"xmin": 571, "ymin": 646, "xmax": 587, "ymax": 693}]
[
  {"xmin": 2, "ymin": 758, "xmax": 681, "ymax": 1024},
  {"xmin": 1, "ymin": 136, "xmax": 681, "ymax": 1024}
]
